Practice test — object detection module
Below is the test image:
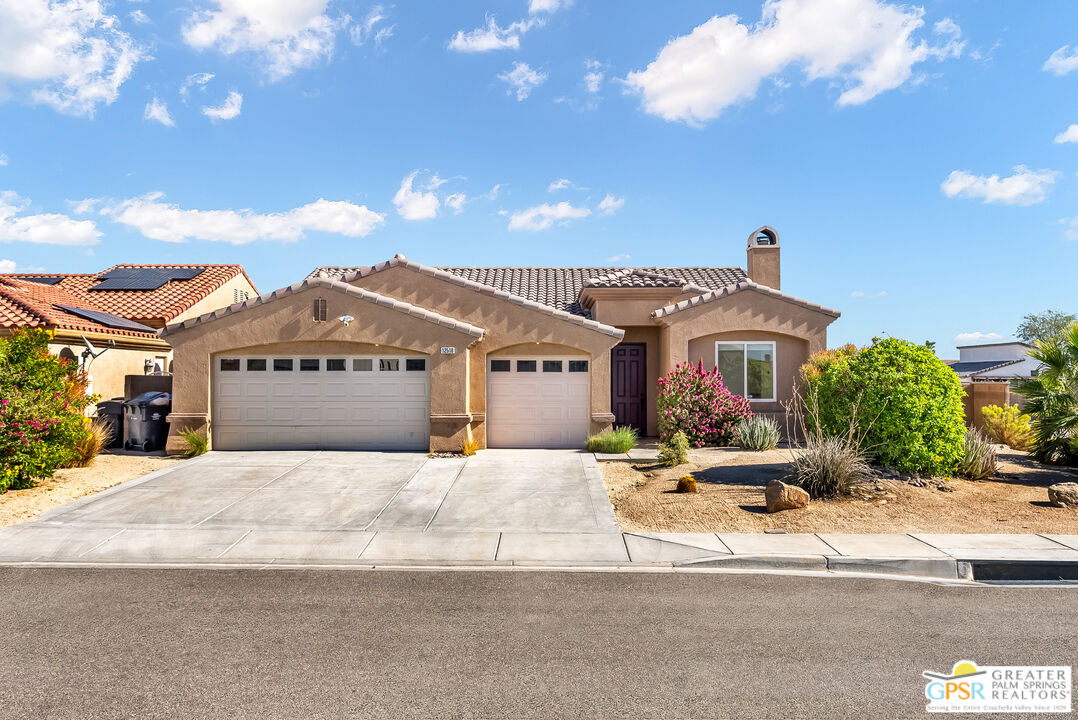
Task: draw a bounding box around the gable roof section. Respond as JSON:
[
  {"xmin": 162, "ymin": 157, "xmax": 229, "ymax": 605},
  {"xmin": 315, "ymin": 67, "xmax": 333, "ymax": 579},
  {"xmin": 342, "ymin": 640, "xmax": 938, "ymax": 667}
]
[
  {"xmin": 312, "ymin": 255, "xmax": 625, "ymax": 338},
  {"xmin": 0, "ymin": 277, "xmax": 159, "ymax": 339},
  {"xmin": 312, "ymin": 259, "xmax": 743, "ymax": 322},
  {"xmin": 159, "ymin": 276, "xmax": 486, "ymax": 339},
  {"xmin": 1, "ymin": 264, "xmax": 256, "ymax": 325},
  {"xmin": 650, "ymin": 280, "xmax": 841, "ymax": 320},
  {"xmin": 949, "ymin": 359, "xmax": 1023, "ymax": 376}
]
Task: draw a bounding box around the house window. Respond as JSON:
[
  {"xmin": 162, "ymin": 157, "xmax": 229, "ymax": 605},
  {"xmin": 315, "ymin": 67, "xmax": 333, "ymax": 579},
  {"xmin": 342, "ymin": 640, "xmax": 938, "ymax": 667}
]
[
  {"xmin": 379, "ymin": 359, "xmax": 399, "ymax": 372},
  {"xmin": 313, "ymin": 297, "xmax": 327, "ymax": 322},
  {"xmin": 300, "ymin": 359, "xmax": 320, "ymax": 372},
  {"xmin": 326, "ymin": 359, "xmax": 346, "ymax": 371},
  {"xmin": 568, "ymin": 360, "xmax": 589, "ymax": 373},
  {"xmin": 220, "ymin": 358, "xmax": 240, "ymax": 372},
  {"xmin": 516, "ymin": 360, "xmax": 537, "ymax": 372},
  {"xmin": 490, "ymin": 359, "xmax": 511, "ymax": 372},
  {"xmin": 406, "ymin": 358, "xmax": 426, "ymax": 372},
  {"xmin": 246, "ymin": 358, "xmax": 267, "ymax": 371},
  {"xmin": 273, "ymin": 358, "xmax": 294, "ymax": 372},
  {"xmin": 543, "ymin": 360, "xmax": 563, "ymax": 373},
  {"xmin": 353, "ymin": 358, "xmax": 373, "ymax": 372},
  {"xmin": 715, "ymin": 342, "xmax": 776, "ymax": 401}
]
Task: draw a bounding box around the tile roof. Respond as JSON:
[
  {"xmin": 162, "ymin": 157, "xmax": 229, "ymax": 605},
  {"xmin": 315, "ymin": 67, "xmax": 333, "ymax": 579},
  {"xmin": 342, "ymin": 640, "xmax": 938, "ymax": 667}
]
[
  {"xmin": 160, "ymin": 276, "xmax": 486, "ymax": 339},
  {"xmin": 650, "ymin": 280, "xmax": 841, "ymax": 320},
  {"xmin": 1, "ymin": 264, "xmax": 256, "ymax": 327},
  {"xmin": 0, "ymin": 277, "xmax": 160, "ymax": 339},
  {"xmin": 949, "ymin": 359, "xmax": 1023, "ymax": 375},
  {"xmin": 312, "ymin": 263, "xmax": 747, "ymax": 317}
]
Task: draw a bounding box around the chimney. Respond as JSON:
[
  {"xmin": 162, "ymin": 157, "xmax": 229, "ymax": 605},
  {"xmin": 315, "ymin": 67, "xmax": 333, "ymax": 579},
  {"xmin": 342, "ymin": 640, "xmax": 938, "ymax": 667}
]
[{"xmin": 746, "ymin": 226, "xmax": 780, "ymax": 290}]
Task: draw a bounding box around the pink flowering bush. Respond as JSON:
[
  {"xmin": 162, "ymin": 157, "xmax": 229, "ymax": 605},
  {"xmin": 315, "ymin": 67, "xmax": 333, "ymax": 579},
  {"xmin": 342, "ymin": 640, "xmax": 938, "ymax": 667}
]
[
  {"xmin": 657, "ymin": 361, "xmax": 753, "ymax": 447},
  {"xmin": 0, "ymin": 328, "xmax": 95, "ymax": 492}
]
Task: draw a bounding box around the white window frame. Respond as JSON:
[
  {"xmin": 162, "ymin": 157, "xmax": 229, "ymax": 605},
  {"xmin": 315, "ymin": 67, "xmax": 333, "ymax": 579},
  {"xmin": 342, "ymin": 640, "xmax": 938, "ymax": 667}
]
[{"xmin": 714, "ymin": 341, "xmax": 777, "ymax": 402}]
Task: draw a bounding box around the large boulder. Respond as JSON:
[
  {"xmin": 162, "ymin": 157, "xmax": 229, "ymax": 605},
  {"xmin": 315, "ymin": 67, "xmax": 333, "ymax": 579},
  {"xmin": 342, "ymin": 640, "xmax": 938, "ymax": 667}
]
[
  {"xmin": 1048, "ymin": 482, "xmax": 1078, "ymax": 508},
  {"xmin": 765, "ymin": 479, "xmax": 810, "ymax": 513}
]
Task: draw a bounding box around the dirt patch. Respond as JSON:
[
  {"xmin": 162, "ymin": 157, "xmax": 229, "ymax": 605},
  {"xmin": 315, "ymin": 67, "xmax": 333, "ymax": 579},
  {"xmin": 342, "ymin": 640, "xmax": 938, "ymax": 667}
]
[
  {"xmin": 602, "ymin": 447, "xmax": 1078, "ymax": 534},
  {"xmin": 0, "ymin": 453, "xmax": 183, "ymax": 527}
]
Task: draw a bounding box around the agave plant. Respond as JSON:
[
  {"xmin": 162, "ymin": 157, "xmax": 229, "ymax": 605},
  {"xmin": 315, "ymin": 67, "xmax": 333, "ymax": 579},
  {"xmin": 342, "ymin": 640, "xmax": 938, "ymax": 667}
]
[{"xmin": 1012, "ymin": 324, "xmax": 1078, "ymax": 466}]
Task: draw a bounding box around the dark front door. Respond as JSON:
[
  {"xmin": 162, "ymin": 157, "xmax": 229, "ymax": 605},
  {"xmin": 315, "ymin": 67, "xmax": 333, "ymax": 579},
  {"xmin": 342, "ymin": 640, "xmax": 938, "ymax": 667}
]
[{"xmin": 611, "ymin": 343, "xmax": 646, "ymax": 434}]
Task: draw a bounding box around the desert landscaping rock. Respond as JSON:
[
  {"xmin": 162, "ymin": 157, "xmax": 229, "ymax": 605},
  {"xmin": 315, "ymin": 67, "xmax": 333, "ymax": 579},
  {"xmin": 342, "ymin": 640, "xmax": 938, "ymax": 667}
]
[
  {"xmin": 765, "ymin": 479, "xmax": 810, "ymax": 513},
  {"xmin": 1048, "ymin": 482, "xmax": 1078, "ymax": 508}
]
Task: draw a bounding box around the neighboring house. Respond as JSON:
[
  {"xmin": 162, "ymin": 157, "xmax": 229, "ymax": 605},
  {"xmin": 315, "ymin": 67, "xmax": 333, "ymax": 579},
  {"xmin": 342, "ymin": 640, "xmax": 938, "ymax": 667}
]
[
  {"xmin": 948, "ymin": 341, "xmax": 1040, "ymax": 382},
  {"xmin": 161, "ymin": 226, "xmax": 840, "ymax": 453},
  {"xmin": 0, "ymin": 264, "xmax": 257, "ymax": 400}
]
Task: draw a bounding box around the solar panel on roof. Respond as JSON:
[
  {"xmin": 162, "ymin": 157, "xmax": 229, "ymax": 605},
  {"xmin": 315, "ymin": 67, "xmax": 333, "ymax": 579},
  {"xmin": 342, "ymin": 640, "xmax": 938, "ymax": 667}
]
[
  {"xmin": 53, "ymin": 305, "xmax": 157, "ymax": 332},
  {"xmin": 90, "ymin": 267, "xmax": 204, "ymax": 291},
  {"xmin": 16, "ymin": 276, "xmax": 63, "ymax": 285}
]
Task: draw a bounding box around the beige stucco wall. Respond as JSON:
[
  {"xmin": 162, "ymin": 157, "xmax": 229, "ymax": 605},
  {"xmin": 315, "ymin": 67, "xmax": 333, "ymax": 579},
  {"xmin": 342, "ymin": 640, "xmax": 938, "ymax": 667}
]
[
  {"xmin": 346, "ymin": 265, "xmax": 622, "ymax": 442},
  {"xmin": 163, "ymin": 284, "xmax": 481, "ymax": 454},
  {"xmin": 44, "ymin": 332, "xmax": 171, "ymax": 403},
  {"xmin": 170, "ymin": 274, "xmax": 258, "ymax": 327},
  {"xmin": 686, "ymin": 330, "xmax": 810, "ymax": 415}
]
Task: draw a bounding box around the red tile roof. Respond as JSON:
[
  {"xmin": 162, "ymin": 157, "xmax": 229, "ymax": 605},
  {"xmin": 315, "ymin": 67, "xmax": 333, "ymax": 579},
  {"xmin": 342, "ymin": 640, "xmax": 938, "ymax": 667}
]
[
  {"xmin": 3, "ymin": 264, "xmax": 256, "ymax": 327},
  {"xmin": 0, "ymin": 277, "xmax": 159, "ymax": 339}
]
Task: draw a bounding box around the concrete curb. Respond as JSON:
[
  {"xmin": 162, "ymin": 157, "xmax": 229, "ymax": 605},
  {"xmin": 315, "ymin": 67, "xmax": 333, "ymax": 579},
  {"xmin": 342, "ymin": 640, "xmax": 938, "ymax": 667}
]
[{"xmin": 677, "ymin": 553, "xmax": 974, "ymax": 581}]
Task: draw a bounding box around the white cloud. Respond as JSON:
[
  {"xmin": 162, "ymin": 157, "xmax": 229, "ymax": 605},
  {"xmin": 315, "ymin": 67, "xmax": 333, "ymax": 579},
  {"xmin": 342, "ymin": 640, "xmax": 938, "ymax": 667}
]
[
  {"xmin": 597, "ymin": 194, "xmax": 624, "ymax": 215},
  {"xmin": 624, "ymin": 0, "xmax": 964, "ymax": 126},
  {"xmin": 583, "ymin": 59, "xmax": 604, "ymax": 94},
  {"xmin": 393, "ymin": 171, "xmax": 441, "ymax": 220},
  {"xmin": 941, "ymin": 165, "xmax": 1058, "ymax": 206},
  {"xmin": 1054, "ymin": 124, "xmax": 1078, "ymax": 144},
  {"xmin": 144, "ymin": 97, "xmax": 174, "ymax": 127},
  {"xmin": 129, "ymin": 9, "xmax": 150, "ymax": 24},
  {"xmin": 954, "ymin": 331, "xmax": 1004, "ymax": 345},
  {"xmin": 606, "ymin": 253, "xmax": 630, "ymax": 263},
  {"xmin": 0, "ymin": 191, "xmax": 101, "ymax": 246},
  {"xmin": 507, "ymin": 201, "xmax": 590, "ymax": 231},
  {"xmin": 0, "ymin": 153, "xmax": 7, "ymax": 166},
  {"xmin": 445, "ymin": 193, "xmax": 467, "ymax": 213},
  {"xmin": 0, "ymin": 258, "xmax": 15, "ymax": 273},
  {"xmin": 498, "ymin": 61, "xmax": 546, "ymax": 100},
  {"xmin": 547, "ymin": 178, "xmax": 573, "ymax": 192},
  {"xmin": 529, "ymin": 0, "xmax": 571, "ymax": 13},
  {"xmin": 1060, "ymin": 217, "xmax": 1078, "ymax": 242},
  {"xmin": 180, "ymin": 72, "xmax": 215, "ymax": 101},
  {"xmin": 0, "ymin": 0, "xmax": 145, "ymax": 117},
  {"xmin": 850, "ymin": 290, "xmax": 887, "ymax": 298},
  {"xmin": 448, "ymin": 16, "xmax": 538, "ymax": 53},
  {"xmin": 202, "ymin": 91, "xmax": 243, "ymax": 121},
  {"xmin": 1044, "ymin": 45, "xmax": 1078, "ymax": 76},
  {"xmin": 351, "ymin": 5, "xmax": 393, "ymax": 48},
  {"xmin": 182, "ymin": 0, "xmax": 346, "ymax": 80},
  {"xmin": 68, "ymin": 197, "xmax": 101, "ymax": 215},
  {"xmin": 101, "ymin": 192, "xmax": 384, "ymax": 244}
]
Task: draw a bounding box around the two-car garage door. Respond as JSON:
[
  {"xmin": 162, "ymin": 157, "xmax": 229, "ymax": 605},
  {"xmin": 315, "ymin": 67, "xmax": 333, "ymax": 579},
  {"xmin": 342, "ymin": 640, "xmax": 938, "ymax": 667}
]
[
  {"xmin": 213, "ymin": 355, "xmax": 430, "ymax": 450},
  {"xmin": 486, "ymin": 357, "xmax": 590, "ymax": 448}
]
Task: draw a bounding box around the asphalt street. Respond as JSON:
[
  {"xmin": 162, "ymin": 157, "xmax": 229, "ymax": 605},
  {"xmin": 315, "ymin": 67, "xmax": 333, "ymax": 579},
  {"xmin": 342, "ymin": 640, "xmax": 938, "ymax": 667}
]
[{"xmin": 1, "ymin": 568, "xmax": 1075, "ymax": 719}]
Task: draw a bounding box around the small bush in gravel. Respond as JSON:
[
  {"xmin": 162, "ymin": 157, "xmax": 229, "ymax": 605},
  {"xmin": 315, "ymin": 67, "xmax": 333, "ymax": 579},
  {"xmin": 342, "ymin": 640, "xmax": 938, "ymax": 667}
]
[
  {"xmin": 675, "ymin": 475, "xmax": 698, "ymax": 493},
  {"xmin": 179, "ymin": 429, "xmax": 208, "ymax": 458},
  {"xmin": 658, "ymin": 431, "xmax": 689, "ymax": 467},
  {"xmin": 981, "ymin": 404, "xmax": 1034, "ymax": 451},
  {"xmin": 788, "ymin": 436, "xmax": 874, "ymax": 497},
  {"xmin": 585, "ymin": 426, "xmax": 638, "ymax": 453},
  {"xmin": 956, "ymin": 429, "xmax": 998, "ymax": 480},
  {"xmin": 69, "ymin": 419, "xmax": 111, "ymax": 468},
  {"xmin": 736, "ymin": 416, "xmax": 780, "ymax": 451}
]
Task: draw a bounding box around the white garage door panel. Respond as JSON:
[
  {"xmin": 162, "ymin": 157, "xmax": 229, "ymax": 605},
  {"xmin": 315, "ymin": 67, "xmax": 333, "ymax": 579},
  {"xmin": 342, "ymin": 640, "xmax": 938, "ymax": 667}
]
[
  {"xmin": 487, "ymin": 357, "xmax": 590, "ymax": 449},
  {"xmin": 214, "ymin": 355, "xmax": 430, "ymax": 451}
]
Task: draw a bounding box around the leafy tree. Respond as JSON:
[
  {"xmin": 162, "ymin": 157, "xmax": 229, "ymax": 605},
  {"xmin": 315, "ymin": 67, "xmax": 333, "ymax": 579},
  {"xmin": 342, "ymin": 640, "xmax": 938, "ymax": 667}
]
[
  {"xmin": 1012, "ymin": 325, "xmax": 1078, "ymax": 466},
  {"xmin": 1016, "ymin": 310, "xmax": 1077, "ymax": 345}
]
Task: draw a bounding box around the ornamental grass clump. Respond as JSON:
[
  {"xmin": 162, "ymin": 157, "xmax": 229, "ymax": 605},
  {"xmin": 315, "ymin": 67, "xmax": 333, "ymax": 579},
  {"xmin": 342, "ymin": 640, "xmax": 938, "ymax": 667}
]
[
  {"xmin": 956, "ymin": 428, "xmax": 998, "ymax": 480},
  {"xmin": 657, "ymin": 361, "xmax": 753, "ymax": 447},
  {"xmin": 69, "ymin": 419, "xmax": 111, "ymax": 468},
  {"xmin": 585, "ymin": 426, "xmax": 638, "ymax": 453},
  {"xmin": 736, "ymin": 415, "xmax": 780, "ymax": 451},
  {"xmin": 784, "ymin": 385, "xmax": 875, "ymax": 497}
]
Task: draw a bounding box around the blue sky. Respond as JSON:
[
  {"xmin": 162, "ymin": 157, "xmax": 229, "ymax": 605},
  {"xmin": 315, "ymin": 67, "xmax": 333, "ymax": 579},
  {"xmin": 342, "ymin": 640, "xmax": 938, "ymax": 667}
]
[{"xmin": 0, "ymin": 0, "xmax": 1075, "ymax": 356}]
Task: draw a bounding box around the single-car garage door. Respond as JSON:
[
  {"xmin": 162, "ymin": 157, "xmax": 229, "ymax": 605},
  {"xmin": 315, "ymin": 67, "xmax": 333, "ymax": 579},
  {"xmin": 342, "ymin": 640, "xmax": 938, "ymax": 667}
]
[
  {"xmin": 213, "ymin": 355, "xmax": 430, "ymax": 450},
  {"xmin": 486, "ymin": 357, "xmax": 590, "ymax": 448}
]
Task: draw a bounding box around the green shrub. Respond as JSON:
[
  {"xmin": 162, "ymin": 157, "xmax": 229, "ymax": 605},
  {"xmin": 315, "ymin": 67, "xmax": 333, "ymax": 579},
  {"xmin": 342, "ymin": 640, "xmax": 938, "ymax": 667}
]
[
  {"xmin": 799, "ymin": 338, "xmax": 966, "ymax": 475},
  {"xmin": 736, "ymin": 416, "xmax": 780, "ymax": 451},
  {"xmin": 179, "ymin": 429, "xmax": 209, "ymax": 458},
  {"xmin": 657, "ymin": 361, "xmax": 752, "ymax": 447},
  {"xmin": 658, "ymin": 431, "xmax": 689, "ymax": 467},
  {"xmin": 956, "ymin": 429, "xmax": 998, "ymax": 480},
  {"xmin": 788, "ymin": 436, "xmax": 874, "ymax": 497},
  {"xmin": 585, "ymin": 426, "xmax": 638, "ymax": 453},
  {"xmin": 981, "ymin": 404, "xmax": 1034, "ymax": 451},
  {"xmin": 1012, "ymin": 324, "xmax": 1078, "ymax": 466},
  {"xmin": 0, "ymin": 328, "xmax": 96, "ymax": 492}
]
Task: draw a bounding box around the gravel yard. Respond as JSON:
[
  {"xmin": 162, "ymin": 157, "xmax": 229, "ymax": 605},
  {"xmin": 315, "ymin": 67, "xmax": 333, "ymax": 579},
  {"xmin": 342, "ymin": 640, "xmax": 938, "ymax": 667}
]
[
  {"xmin": 602, "ymin": 446, "xmax": 1078, "ymax": 534},
  {"xmin": 0, "ymin": 453, "xmax": 183, "ymax": 527}
]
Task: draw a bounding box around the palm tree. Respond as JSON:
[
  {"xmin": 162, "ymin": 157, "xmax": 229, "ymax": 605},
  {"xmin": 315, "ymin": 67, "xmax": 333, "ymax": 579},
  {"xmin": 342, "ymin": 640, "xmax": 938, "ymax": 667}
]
[{"xmin": 1012, "ymin": 323, "xmax": 1078, "ymax": 465}]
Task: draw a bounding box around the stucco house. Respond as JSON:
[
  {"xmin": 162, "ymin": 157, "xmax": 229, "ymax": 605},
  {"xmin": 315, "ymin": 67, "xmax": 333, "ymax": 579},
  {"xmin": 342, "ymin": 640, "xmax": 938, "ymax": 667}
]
[
  {"xmin": 160, "ymin": 227, "xmax": 839, "ymax": 454},
  {"xmin": 0, "ymin": 264, "xmax": 257, "ymax": 401},
  {"xmin": 948, "ymin": 341, "xmax": 1041, "ymax": 382}
]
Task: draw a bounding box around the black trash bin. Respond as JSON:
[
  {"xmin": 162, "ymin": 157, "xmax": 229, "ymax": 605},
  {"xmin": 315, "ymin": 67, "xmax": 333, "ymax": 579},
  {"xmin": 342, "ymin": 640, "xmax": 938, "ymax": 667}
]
[
  {"xmin": 123, "ymin": 392, "xmax": 172, "ymax": 452},
  {"xmin": 95, "ymin": 400, "xmax": 125, "ymax": 449}
]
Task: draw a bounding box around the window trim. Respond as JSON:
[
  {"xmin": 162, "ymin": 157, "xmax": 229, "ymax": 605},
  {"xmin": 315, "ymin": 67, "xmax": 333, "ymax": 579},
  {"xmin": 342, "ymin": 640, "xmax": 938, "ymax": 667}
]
[{"xmin": 714, "ymin": 340, "xmax": 777, "ymax": 403}]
